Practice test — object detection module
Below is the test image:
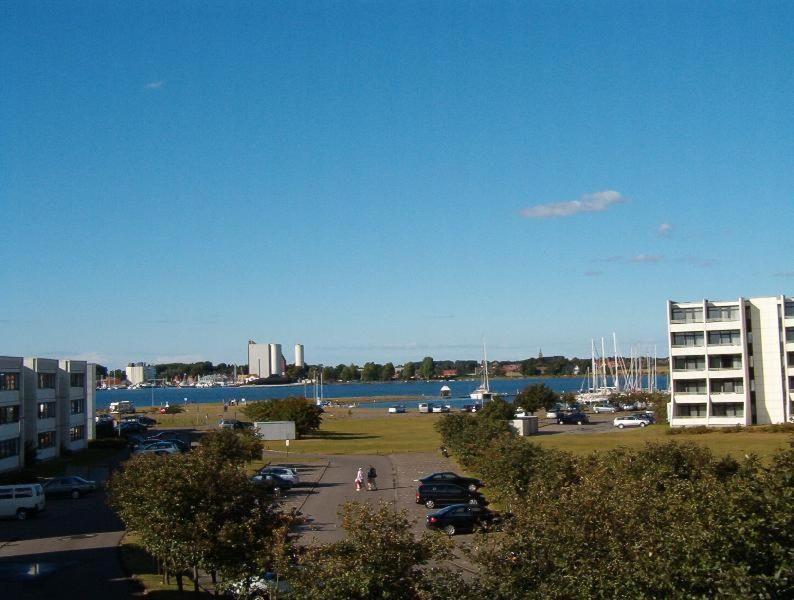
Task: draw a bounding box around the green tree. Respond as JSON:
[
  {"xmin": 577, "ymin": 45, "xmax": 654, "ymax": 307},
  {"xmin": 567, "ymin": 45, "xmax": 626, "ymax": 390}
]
[
  {"xmin": 200, "ymin": 428, "xmax": 262, "ymax": 463},
  {"xmin": 434, "ymin": 413, "xmax": 514, "ymax": 469},
  {"xmin": 339, "ymin": 364, "xmax": 359, "ymax": 381},
  {"xmin": 289, "ymin": 501, "xmax": 469, "ymax": 600},
  {"xmin": 477, "ymin": 396, "xmax": 515, "ymax": 421},
  {"xmin": 361, "ymin": 362, "xmax": 382, "ymax": 382},
  {"xmin": 402, "ymin": 362, "xmax": 415, "ymax": 379},
  {"xmin": 515, "ymin": 383, "xmax": 558, "ymax": 414},
  {"xmin": 419, "ymin": 356, "xmax": 435, "ymax": 380},
  {"xmin": 322, "ymin": 365, "xmax": 337, "ymax": 382},
  {"xmin": 380, "ymin": 362, "xmax": 396, "ymax": 381},
  {"xmin": 241, "ymin": 397, "xmax": 322, "ymax": 438}
]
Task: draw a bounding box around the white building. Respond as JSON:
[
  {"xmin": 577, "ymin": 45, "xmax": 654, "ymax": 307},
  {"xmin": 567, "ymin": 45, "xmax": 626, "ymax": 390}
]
[
  {"xmin": 247, "ymin": 340, "xmax": 286, "ymax": 378},
  {"xmin": 667, "ymin": 296, "xmax": 794, "ymax": 427},
  {"xmin": 0, "ymin": 356, "xmax": 95, "ymax": 473},
  {"xmin": 295, "ymin": 344, "xmax": 305, "ymax": 368},
  {"xmin": 125, "ymin": 362, "xmax": 156, "ymax": 385}
]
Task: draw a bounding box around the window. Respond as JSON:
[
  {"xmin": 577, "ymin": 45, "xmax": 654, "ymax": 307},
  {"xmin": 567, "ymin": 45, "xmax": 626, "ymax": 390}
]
[
  {"xmin": 673, "ymin": 356, "xmax": 705, "ymax": 371},
  {"xmin": 37, "ymin": 402, "xmax": 56, "ymax": 419},
  {"xmin": 0, "ymin": 372, "xmax": 20, "ymax": 391},
  {"xmin": 712, "ymin": 403, "xmax": 744, "ymax": 417},
  {"xmin": 14, "ymin": 487, "xmax": 32, "ymax": 498},
  {"xmin": 785, "ymin": 303, "xmax": 794, "ymax": 318},
  {"xmin": 671, "ymin": 307, "xmax": 703, "ymax": 323},
  {"xmin": 672, "ymin": 332, "xmax": 704, "ymax": 347},
  {"xmin": 0, "ymin": 489, "xmax": 11, "ymax": 499},
  {"xmin": 70, "ymin": 373, "xmax": 85, "ymax": 388},
  {"xmin": 675, "ymin": 380, "xmax": 706, "ymax": 394},
  {"xmin": 70, "ymin": 398, "xmax": 84, "ymax": 415},
  {"xmin": 0, "ymin": 405, "xmax": 20, "ymax": 424},
  {"xmin": 708, "ymin": 330, "xmax": 741, "ymax": 346},
  {"xmin": 0, "ymin": 438, "xmax": 19, "ymax": 459},
  {"xmin": 706, "ymin": 305, "xmax": 740, "ymax": 321},
  {"xmin": 788, "ymin": 352, "xmax": 794, "ymax": 365},
  {"xmin": 675, "ymin": 404, "xmax": 707, "ymax": 417},
  {"xmin": 787, "ymin": 328, "xmax": 794, "ymax": 343},
  {"xmin": 37, "ymin": 431, "xmax": 56, "ymax": 449},
  {"xmin": 709, "ymin": 355, "xmax": 742, "ymax": 370},
  {"xmin": 711, "ymin": 379, "xmax": 744, "ymax": 394},
  {"xmin": 38, "ymin": 372, "xmax": 56, "ymax": 389},
  {"xmin": 69, "ymin": 425, "xmax": 85, "ymax": 442}
]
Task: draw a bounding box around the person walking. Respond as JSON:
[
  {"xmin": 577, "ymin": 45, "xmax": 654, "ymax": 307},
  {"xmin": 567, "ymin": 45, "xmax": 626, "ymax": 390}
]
[
  {"xmin": 366, "ymin": 465, "xmax": 377, "ymax": 491},
  {"xmin": 355, "ymin": 467, "xmax": 364, "ymax": 492}
]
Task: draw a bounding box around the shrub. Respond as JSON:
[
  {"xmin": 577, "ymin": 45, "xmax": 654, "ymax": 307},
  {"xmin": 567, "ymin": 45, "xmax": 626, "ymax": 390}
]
[{"xmin": 242, "ymin": 397, "xmax": 322, "ymax": 438}]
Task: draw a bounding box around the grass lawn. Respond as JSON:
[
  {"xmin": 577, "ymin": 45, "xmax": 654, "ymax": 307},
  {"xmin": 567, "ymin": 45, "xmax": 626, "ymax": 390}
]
[
  {"xmin": 532, "ymin": 425, "xmax": 791, "ymax": 461},
  {"xmin": 262, "ymin": 412, "xmax": 444, "ymax": 455}
]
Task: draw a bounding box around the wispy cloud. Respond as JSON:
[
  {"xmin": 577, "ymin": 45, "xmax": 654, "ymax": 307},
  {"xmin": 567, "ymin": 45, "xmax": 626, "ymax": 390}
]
[
  {"xmin": 629, "ymin": 254, "xmax": 664, "ymax": 263},
  {"xmin": 591, "ymin": 255, "xmax": 624, "ymax": 264},
  {"xmin": 144, "ymin": 80, "xmax": 165, "ymax": 90},
  {"xmin": 584, "ymin": 270, "xmax": 603, "ymax": 277},
  {"xmin": 658, "ymin": 222, "xmax": 673, "ymax": 236},
  {"xmin": 520, "ymin": 190, "xmax": 626, "ymax": 219}
]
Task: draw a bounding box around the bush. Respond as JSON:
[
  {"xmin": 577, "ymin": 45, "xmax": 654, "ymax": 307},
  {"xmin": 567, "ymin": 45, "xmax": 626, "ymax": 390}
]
[
  {"xmin": 88, "ymin": 437, "xmax": 129, "ymax": 450},
  {"xmin": 161, "ymin": 405, "xmax": 184, "ymax": 414},
  {"xmin": 477, "ymin": 396, "xmax": 516, "ymax": 421},
  {"xmin": 434, "ymin": 413, "xmax": 513, "ymax": 469},
  {"xmin": 199, "ymin": 428, "xmax": 262, "ymax": 463},
  {"xmin": 242, "ymin": 397, "xmax": 322, "ymax": 438}
]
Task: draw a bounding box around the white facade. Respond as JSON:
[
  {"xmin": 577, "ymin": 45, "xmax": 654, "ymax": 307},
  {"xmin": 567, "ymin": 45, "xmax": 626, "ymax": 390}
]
[
  {"xmin": 247, "ymin": 341, "xmax": 287, "ymax": 378},
  {"xmin": 269, "ymin": 344, "xmax": 282, "ymax": 375},
  {"xmin": 295, "ymin": 344, "xmax": 305, "ymax": 368},
  {"xmin": 0, "ymin": 356, "xmax": 95, "ymax": 474},
  {"xmin": 667, "ymin": 296, "xmax": 794, "ymax": 427},
  {"xmin": 125, "ymin": 363, "xmax": 157, "ymax": 385}
]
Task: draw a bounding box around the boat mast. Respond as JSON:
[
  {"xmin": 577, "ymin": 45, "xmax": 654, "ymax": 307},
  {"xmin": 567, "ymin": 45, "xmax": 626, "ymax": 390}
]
[
  {"xmin": 601, "ymin": 337, "xmax": 607, "ymax": 390},
  {"xmin": 591, "ymin": 339, "xmax": 597, "ymax": 392},
  {"xmin": 483, "ymin": 339, "xmax": 490, "ymax": 391}
]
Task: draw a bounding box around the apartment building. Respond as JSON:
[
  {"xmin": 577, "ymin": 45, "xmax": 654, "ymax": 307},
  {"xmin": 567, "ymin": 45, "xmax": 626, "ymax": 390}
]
[
  {"xmin": 0, "ymin": 356, "xmax": 95, "ymax": 474},
  {"xmin": 667, "ymin": 296, "xmax": 794, "ymax": 427},
  {"xmin": 125, "ymin": 362, "xmax": 156, "ymax": 385}
]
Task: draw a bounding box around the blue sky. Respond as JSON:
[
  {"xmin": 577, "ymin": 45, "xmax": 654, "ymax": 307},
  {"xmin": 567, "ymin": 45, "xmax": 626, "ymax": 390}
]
[{"xmin": 1, "ymin": 2, "xmax": 793, "ymax": 368}]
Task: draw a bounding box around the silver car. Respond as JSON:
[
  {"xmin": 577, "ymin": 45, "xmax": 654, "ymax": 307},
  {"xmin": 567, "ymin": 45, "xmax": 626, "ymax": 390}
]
[
  {"xmin": 613, "ymin": 415, "xmax": 652, "ymax": 429},
  {"xmin": 43, "ymin": 476, "xmax": 97, "ymax": 499}
]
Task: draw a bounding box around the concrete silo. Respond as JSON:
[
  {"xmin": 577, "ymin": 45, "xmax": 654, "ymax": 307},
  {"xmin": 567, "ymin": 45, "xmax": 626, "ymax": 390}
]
[{"xmin": 295, "ymin": 344, "xmax": 305, "ymax": 368}]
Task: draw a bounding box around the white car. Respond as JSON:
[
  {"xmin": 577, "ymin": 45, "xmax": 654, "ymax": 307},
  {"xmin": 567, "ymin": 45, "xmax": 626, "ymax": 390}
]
[
  {"xmin": 0, "ymin": 484, "xmax": 45, "ymax": 520},
  {"xmin": 134, "ymin": 441, "xmax": 181, "ymax": 455},
  {"xmin": 431, "ymin": 405, "xmax": 451, "ymax": 413},
  {"xmin": 613, "ymin": 415, "xmax": 652, "ymax": 429},
  {"xmin": 259, "ymin": 466, "xmax": 300, "ymax": 485},
  {"xmin": 592, "ymin": 405, "xmax": 617, "ymax": 414}
]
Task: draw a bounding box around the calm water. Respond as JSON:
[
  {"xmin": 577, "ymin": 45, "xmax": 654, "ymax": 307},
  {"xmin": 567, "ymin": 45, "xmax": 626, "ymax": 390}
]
[{"xmin": 96, "ymin": 376, "xmax": 667, "ymax": 410}]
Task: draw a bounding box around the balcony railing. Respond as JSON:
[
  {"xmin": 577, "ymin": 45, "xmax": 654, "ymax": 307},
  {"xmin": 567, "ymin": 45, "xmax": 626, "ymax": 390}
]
[{"xmin": 670, "ymin": 318, "xmax": 703, "ymax": 325}]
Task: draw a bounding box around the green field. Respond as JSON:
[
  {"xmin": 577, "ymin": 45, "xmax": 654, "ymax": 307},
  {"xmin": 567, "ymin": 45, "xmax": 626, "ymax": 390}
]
[{"xmin": 532, "ymin": 425, "xmax": 791, "ymax": 460}]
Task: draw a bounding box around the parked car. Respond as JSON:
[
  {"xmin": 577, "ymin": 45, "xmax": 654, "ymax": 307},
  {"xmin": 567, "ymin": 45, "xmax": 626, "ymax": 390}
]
[
  {"xmin": 0, "ymin": 483, "xmax": 45, "ymax": 520},
  {"xmin": 115, "ymin": 420, "xmax": 147, "ymax": 435},
  {"xmin": 146, "ymin": 430, "xmax": 180, "ymax": 440},
  {"xmin": 134, "ymin": 441, "xmax": 181, "ymax": 455},
  {"xmin": 557, "ymin": 412, "xmax": 590, "ymax": 425},
  {"xmin": 251, "ymin": 473, "xmax": 293, "ymax": 493},
  {"xmin": 460, "ymin": 405, "xmax": 478, "ymax": 413},
  {"xmin": 42, "ymin": 476, "xmax": 97, "ymax": 499},
  {"xmin": 419, "ymin": 472, "xmax": 483, "ymax": 492},
  {"xmin": 619, "ymin": 402, "xmax": 638, "ymax": 411},
  {"xmin": 416, "ymin": 483, "xmax": 485, "ymax": 509},
  {"xmin": 259, "ymin": 466, "xmax": 300, "ymax": 485},
  {"xmin": 142, "ymin": 437, "xmax": 190, "ymax": 453},
  {"xmin": 425, "ymin": 504, "xmax": 502, "ymax": 535},
  {"xmin": 613, "ymin": 414, "xmax": 652, "ymax": 429},
  {"xmin": 95, "ymin": 413, "xmax": 115, "ymax": 425},
  {"xmin": 418, "ymin": 403, "xmax": 434, "ymax": 413},
  {"xmin": 122, "ymin": 415, "xmax": 157, "ymax": 427},
  {"xmin": 592, "ymin": 404, "xmax": 617, "ymax": 414},
  {"xmin": 388, "ymin": 405, "xmax": 406, "ymax": 413},
  {"xmin": 109, "ymin": 400, "xmax": 135, "ymax": 414},
  {"xmin": 545, "ymin": 409, "xmax": 561, "ymax": 419},
  {"xmin": 431, "ymin": 405, "xmax": 451, "ymax": 413},
  {"xmin": 226, "ymin": 572, "xmax": 292, "ymax": 599},
  {"xmin": 218, "ymin": 419, "xmax": 252, "ymax": 430}
]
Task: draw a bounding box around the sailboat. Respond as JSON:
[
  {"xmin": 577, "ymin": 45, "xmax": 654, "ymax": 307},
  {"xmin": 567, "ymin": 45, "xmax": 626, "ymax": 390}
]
[{"xmin": 470, "ymin": 341, "xmax": 493, "ymax": 401}]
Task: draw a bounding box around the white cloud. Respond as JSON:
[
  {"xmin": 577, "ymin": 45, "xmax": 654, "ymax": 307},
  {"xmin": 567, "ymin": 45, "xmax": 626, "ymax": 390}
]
[
  {"xmin": 520, "ymin": 190, "xmax": 626, "ymax": 218},
  {"xmin": 144, "ymin": 80, "xmax": 165, "ymax": 90},
  {"xmin": 658, "ymin": 222, "xmax": 673, "ymax": 236},
  {"xmin": 629, "ymin": 254, "xmax": 664, "ymax": 263}
]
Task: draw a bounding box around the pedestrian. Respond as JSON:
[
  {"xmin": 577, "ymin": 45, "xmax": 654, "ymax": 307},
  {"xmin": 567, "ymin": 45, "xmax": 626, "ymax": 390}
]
[
  {"xmin": 355, "ymin": 467, "xmax": 364, "ymax": 492},
  {"xmin": 223, "ymin": 401, "xmax": 228, "ymax": 412},
  {"xmin": 367, "ymin": 465, "xmax": 377, "ymax": 491}
]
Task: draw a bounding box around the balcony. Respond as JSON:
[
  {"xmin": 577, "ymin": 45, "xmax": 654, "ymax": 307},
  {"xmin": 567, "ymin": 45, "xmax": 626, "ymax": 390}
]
[
  {"xmin": 710, "ymin": 392, "xmax": 745, "ymax": 404},
  {"xmin": 673, "ymin": 393, "xmax": 708, "ymax": 404}
]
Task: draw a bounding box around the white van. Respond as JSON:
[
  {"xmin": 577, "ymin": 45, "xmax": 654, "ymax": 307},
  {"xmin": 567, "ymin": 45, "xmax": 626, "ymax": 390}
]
[
  {"xmin": 0, "ymin": 483, "xmax": 46, "ymax": 520},
  {"xmin": 418, "ymin": 403, "xmax": 434, "ymax": 413},
  {"xmin": 109, "ymin": 400, "xmax": 135, "ymax": 414}
]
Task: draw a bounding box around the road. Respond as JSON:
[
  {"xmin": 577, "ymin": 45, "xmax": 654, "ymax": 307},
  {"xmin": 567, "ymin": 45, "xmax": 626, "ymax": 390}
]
[{"xmin": 0, "ymin": 489, "xmax": 139, "ymax": 599}]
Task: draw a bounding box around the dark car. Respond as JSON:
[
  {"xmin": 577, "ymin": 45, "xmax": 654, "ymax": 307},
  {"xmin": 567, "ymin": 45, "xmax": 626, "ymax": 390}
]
[
  {"xmin": 43, "ymin": 476, "xmax": 97, "ymax": 499},
  {"xmin": 142, "ymin": 437, "xmax": 190, "ymax": 453},
  {"xmin": 426, "ymin": 504, "xmax": 502, "ymax": 535},
  {"xmin": 419, "ymin": 472, "xmax": 483, "ymax": 492},
  {"xmin": 115, "ymin": 420, "xmax": 147, "ymax": 434},
  {"xmin": 146, "ymin": 430, "xmax": 180, "ymax": 440},
  {"xmin": 416, "ymin": 483, "xmax": 485, "ymax": 509},
  {"xmin": 123, "ymin": 415, "xmax": 157, "ymax": 427},
  {"xmin": 557, "ymin": 412, "xmax": 590, "ymax": 425},
  {"xmin": 252, "ymin": 473, "xmax": 293, "ymax": 494}
]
